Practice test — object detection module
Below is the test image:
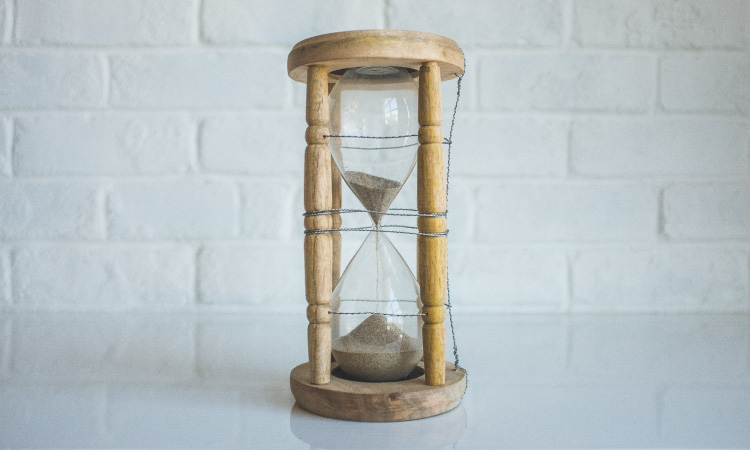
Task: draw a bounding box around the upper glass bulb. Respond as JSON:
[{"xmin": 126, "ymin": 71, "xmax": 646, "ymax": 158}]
[{"xmin": 328, "ymin": 66, "xmax": 419, "ymax": 225}]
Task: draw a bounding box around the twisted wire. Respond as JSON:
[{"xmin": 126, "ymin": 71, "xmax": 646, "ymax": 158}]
[{"xmin": 307, "ymin": 61, "xmax": 467, "ymax": 381}]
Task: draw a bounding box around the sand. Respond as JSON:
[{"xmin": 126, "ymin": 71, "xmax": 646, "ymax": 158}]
[
  {"xmin": 344, "ymin": 171, "xmax": 401, "ymax": 225},
  {"xmin": 332, "ymin": 314, "xmax": 423, "ymax": 382}
]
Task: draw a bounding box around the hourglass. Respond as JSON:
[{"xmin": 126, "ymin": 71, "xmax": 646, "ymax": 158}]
[{"xmin": 288, "ymin": 30, "xmax": 466, "ymax": 422}]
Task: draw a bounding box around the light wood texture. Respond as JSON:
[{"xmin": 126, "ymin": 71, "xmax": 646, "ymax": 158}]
[
  {"xmin": 304, "ymin": 65, "xmax": 332, "ymax": 385},
  {"xmin": 288, "ymin": 30, "xmax": 464, "ymax": 84},
  {"xmin": 290, "ymin": 362, "xmax": 466, "ymax": 422},
  {"xmin": 417, "ymin": 61, "xmax": 447, "ymax": 386}
]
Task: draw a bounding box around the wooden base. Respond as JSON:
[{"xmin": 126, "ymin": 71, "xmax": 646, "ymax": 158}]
[{"xmin": 290, "ymin": 361, "xmax": 466, "ymax": 422}]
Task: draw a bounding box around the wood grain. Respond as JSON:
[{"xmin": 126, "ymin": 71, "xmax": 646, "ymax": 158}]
[
  {"xmin": 417, "ymin": 62, "xmax": 447, "ymax": 386},
  {"xmin": 290, "ymin": 361, "xmax": 466, "ymax": 422},
  {"xmin": 303, "ymin": 65, "xmax": 332, "ymax": 385},
  {"xmin": 288, "ymin": 29, "xmax": 464, "ymax": 84}
]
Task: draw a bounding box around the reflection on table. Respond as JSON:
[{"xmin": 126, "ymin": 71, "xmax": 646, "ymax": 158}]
[{"xmin": 0, "ymin": 312, "xmax": 748, "ymax": 448}]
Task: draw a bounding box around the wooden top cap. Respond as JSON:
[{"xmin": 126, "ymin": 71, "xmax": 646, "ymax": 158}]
[{"xmin": 288, "ymin": 29, "xmax": 464, "ymax": 84}]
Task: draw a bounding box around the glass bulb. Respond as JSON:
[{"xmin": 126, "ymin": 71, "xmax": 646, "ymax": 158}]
[
  {"xmin": 328, "ymin": 67, "xmax": 422, "ymax": 382},
  {"xmin": 329, "ymin": 66, "xmax": 419, "ymax": 225}
]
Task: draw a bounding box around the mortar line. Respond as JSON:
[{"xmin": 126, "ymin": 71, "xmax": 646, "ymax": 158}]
[
  {"xmin": 654, "ymin": 53, "xmax": 663, "ymax": 115},
  {"xmin": 194, "ymin": 0, "xmax": 204, "ymax": 45},
  {"xmin": 565, "ymin": 251, "xmax": 574, "ymax": 313},
  {"xmin": 0, "ymin": 316, "xmax": 12, "ymax": 374},
  {"xmin": 562, "ymin": 0, "xmax": 575, "ymax": 50},
  {"xmin": 657, "ymin": 185, "xmax": 668, "ymax": 242},
  {"xmin": 193, "ymin": 244, "xmax": 202, "ymax": 307},
  {"xmin": 7, "ymin": 116, "xmax": 14, "ymax": 177},
  {"xmin": 100, "ymin": 53, "xmax": 111, "ymax": 108},
  {"xmin": 98, "ymin": 184, "xmax": 109, "ymax": 240},
  {"xmin": 1, "ymin": 249, "xmax": 11, "ymax": 309},
  {"xmin": 7, "ymin": 0, "xmax": 15, "ymax": 44},
  {"xmin": 190, "ymin": 116, "xmax": 202, "ymax": 174},
  {"xmin": 565, "ymin": 114, "xmax": 574, "ymax": 178},
  {"xmin": 234, "ymin": 180, "xmax": 245, "ymax": 237},
  {"xmin": 2, "ymin": 106, "xmax": 744, "ymax": 119}
]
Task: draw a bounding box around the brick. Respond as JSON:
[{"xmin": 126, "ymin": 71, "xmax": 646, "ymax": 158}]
[
  {"xmin": 571, "ymin": 117, "xmax": 750, "ymax": 176},
  {"xmin": 571, "ymin": 248, "xmax": 749, "ymax": 312},
  {"xmin": 0, "ymin": 384, "xmax": 106, "ymax": 447},
  {"xmin": 198, "ymin": 243, "xmax": 302, "ymax": 307},
  {"xmin": 200, "ymin": 113, "xmax": 304, "ymax": 174},
  {"xmin": 568, "ymin": 315, "xmax": 750, "ymax": 383},
  {"xmin": 15, "ymin": 114, "xmax": 193, "ymax": 175},
  {"xmin": 196, "ymin": 317, "xmax": 307, "ymax": 383},
  {"xmin": 661, "ymin": 387, "xmax": 750, "ymax": 447},
  {"xmin": 476, "ymin": 182, "xmax": 657, "ymax": 242},
  {"xmin": 12, "ymin": 313, "xmax": 194, "ymax": 380},
  {"xmin": 108, "ymin": 181, "xmax": 237, "ymax": 239},
  {"xmin": 660, "ymin": 54, "xmax": 750, "ymax": 113},
  {"xmin": 202, "ymin": 0, "xmax": 384, "ymax": 45},
  {"xmin": 574, "ymin": 0, "xmax": 749, "ymax": 49},
  {"xmin": 0, "ymin": 52, "xmax": 104, "ymax": 108},
  {"xmin": 481, "ymin": 54, "xmax": 653, "ymax": 111},
  {"xmin": 0, "ymin": 181, "xmax": 101, "ymax": 239},
  {"xmin": 241, "ymin": 180, "xmax": 298, "ymax": 240},
  {"xmin": 106, "ymin": 386, "xmax": 241, "ymax": 447},
  {"xmin": 12, "ymin": 244, "xmax": 193, "ymax": 306},
  {"xmin": 664, "ymin": 183, "xmax": 750, "ymax": 239},
  {"xmin": 453, "ymin": 115, "xmax": 568, "ymax": 177},
  {"xmin": 389, "ymin": 0, "xmax": 562, "ymax": 47},
  {"xmin": 110, "ymin": 51, "xmax": 286, "ymax": 109},
  {"xmin": 451, "ymin": 246, "xmax": 567, "ymax": 311},
  {"xmin": 15, "ymin": 0, "xmax": 196, "ymax": 45}
]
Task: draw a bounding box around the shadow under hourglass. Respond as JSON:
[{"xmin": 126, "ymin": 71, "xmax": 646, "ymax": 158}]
[{"xmin": 289, "ymin": 402, "xmax": 467, "ymax": 450}]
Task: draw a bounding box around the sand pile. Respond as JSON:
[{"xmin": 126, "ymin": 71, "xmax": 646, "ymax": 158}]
[
  {"xmin": 344, "ymin": 171, "xmax": 401, "ymax": 225},
  {"xmin": 332, "ymin": 314, "xmax": 422, "ymax": 382}
]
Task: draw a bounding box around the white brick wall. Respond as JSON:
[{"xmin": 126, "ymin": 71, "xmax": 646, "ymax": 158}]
[
  {"xmin": 15, "ymin": 0, "xmax": 198, "ymax": 46},
  {"xmin": 0, "ymin": 52, "xmax": 105, "ymax": 107},
  {"xmin": 12, "ymin": 244, "xmax": 194, "ymax": 307},
  {"xmin": 0, "ymin": 0, "xmax": 748, "ymax": 314},
  {"xmin": 15, "ymin": 114, "xmax": 193, "ymax": 175}
]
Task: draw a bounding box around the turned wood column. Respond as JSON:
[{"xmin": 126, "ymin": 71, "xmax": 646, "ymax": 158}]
[
  {"xmin": 417, "ymin": 61, "xmax": 447, "ymax": 386},
  {"xmin": 304, "ymin": 65, "xmax": 332, "ymax": 385}
]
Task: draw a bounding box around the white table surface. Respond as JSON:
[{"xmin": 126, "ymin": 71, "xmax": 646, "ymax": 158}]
[{"xmin": 1, "ymin": 312, "xmax": 749, "ymax": 449}]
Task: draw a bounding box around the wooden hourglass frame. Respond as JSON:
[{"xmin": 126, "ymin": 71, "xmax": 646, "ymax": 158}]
[{"xmin": 288, "ymin": 30, "xmax": 466, "ymax": 422}]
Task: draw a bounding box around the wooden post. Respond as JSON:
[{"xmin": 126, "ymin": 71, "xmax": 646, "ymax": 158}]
[
  {"xmin": 304, "ymin": 65, "xmax": 332, "ymax": 385},
  {"xmin": 417, "ymin": 61, "xmax": 447, "ymax": 386}
]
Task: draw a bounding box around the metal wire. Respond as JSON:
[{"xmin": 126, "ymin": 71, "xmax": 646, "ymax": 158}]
[
  {"xmin": 329, "ymin": 311, "xmax": 426, "ymax": 317},
  {"xmin": 304, "ymin": 226, "xmax": 448, "ymax": 237},
  {"xmin": 308, "ymin": 60, "xmax": 467, "ymax": 381},
  {"xmin": 444, "ymin": 61, "xmax": 465, "ymax": 374},
  {"xmin": 304, "ymin": 208, "xmax": 446, "ymax": 218}
]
